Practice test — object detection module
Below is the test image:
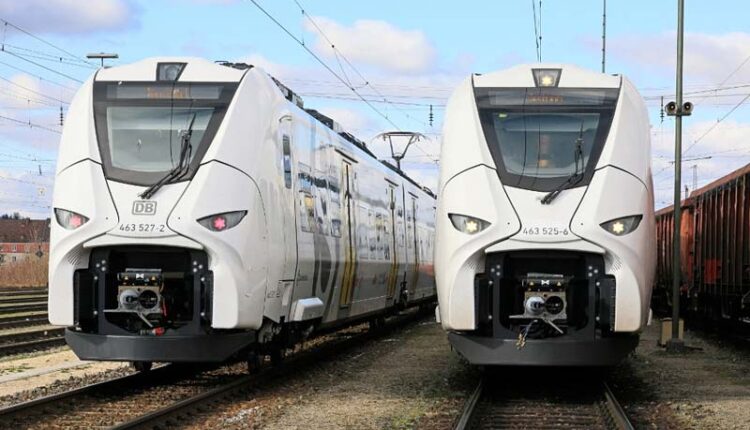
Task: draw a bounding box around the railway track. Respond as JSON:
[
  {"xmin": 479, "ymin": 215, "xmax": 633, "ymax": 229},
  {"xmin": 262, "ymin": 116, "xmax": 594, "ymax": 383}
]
[
  {"xmin": 0, "ymin": 295, "xmax": 47, "ymax": 304},
  {"xmin": 0, "ymin": 309, "xmax": 427, "ymax": 429},
  {"xmin": 0, "ymin": 313, "xmax": 49, "ymax": 329},
  {"xmin": 0, "ymin": 287, "xmax": 47, "ymax": 297},
  {"xmin": 0, "ymin": 326, "xmax": 66, "ymax": 356},
  {"xmin": 0, "ymin": 288, "xmax": 49, "ymax": 331},
  {"xmin": 0, "ymin": 303, "xmax": 47, "ymax": 313},
  {"xmin": 455, "ymin": 374, "xmax": 633, "ymax": 430}
]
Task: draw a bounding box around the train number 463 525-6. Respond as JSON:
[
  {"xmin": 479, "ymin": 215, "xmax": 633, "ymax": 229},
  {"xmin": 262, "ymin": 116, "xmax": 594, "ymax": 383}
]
[{"xmin": 522, "ymin": 226, "xmax": 570, "ymax": 236}]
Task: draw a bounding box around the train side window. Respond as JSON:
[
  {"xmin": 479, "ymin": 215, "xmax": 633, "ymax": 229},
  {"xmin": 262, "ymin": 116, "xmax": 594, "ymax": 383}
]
[{"xmin": 282, "ymin": 135, "xmax": 292, "ymax": 189}]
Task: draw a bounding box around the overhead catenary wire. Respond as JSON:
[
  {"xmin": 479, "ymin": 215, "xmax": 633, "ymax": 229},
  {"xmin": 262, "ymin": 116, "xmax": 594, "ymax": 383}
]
[
  {"xmin": 0, "ymin": 174, "xmax": 52, "ymax": 186},
  {"xmin": 692, "ymin": 52, "xmax": 750, "ymax": 106},
  {"xmin": 529, "ymin": 1, "xmax": 544, "ymax": 63},
  {"xmin": 245, "ymin": 0, "xmax": 401, "ymax": 130},
  {"xmin": 0, "ymin": 88, "xmax": 58, "ymax": 107},
  {"xmin": 291, "ymin": 0, "xmax": 432, "ymax": 130},
  {"xmin": 0, "ymin": 18, "xmax": 97, "ymax": 67},
  {"xmin": 0, "ymin": 42, "xmax": 94, "ymax": 66},
  {"xmin": 0, "ymin": 151, "xmax": 55, "ymax": 163},
  {"xmin": 0, "ymin": 74, "xmax": 69, "ymax": 105},
  {"xmin": 0, "ymin": 113, "xmax": 61, "ymax": 134},
  {"xmin": 299, "ymin": 93, "xmax": 446, "ymax": 108},
  {"xmin": 246, "ymin": 0, "xmax": 439, "ymax": 162},
  {"xmin": 1, "ymin": 49, "xmax": 83, "ymax": 83},
  {"xmin": 289, "ymin": 0, "xmax": 438, "ymax": 162},
  {"xmin": 682, "ymin": 92, "xmax": 750, "ymax": 155},
  {"xmin": 2, "ymin": 48, "xmax": 99, "ymax": 70},
  {"xmin": 0, "ymin": 58, "xmax": 79, "ymax": 92}
]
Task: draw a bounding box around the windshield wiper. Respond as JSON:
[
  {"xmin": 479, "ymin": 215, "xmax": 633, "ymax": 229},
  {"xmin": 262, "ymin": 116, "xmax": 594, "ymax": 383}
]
[
  {"xmin": 540, "ymin": 123, "xmax": 585, "ymax": 205},
  {"xmin": 140, "ymin": 113, "xmax": 196, "ymax": 200}
]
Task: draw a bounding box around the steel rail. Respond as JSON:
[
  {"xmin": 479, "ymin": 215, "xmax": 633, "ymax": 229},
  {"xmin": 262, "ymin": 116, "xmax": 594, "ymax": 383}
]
[
  {"xmin": 0, "ymin": 309, "xmax": 427, "ymax": 429},
  {"xmin": 0, "ymin": 315, "xmax": 48, "ymax": 329},
  {"xmin": 111, "ymin": 310, "xmax": 425, "ymax": 429},
  {"xmin": 0, "ymin": 303, "xmax": 47, "ymax": 313},
  {"xmin": 0, "ymin": 336, "xmax": 66, "ymax": 356},
  {"xmin": 603, "ymin": 382, "xmax": 635, "ymax": 430},
  {"xmin": 0, "ymin": 296, "xmax": 47, "ymax": 304},
  {"xmin": 0, "ymin": 366, "xmax": 174, "ymax": 418},
  {"xmin": 454, "ymin": 379, "xmax": 483, "ymax": 430},
  {"xmin": 454, "ymin": 378, "xmax": 634, "ymax": 430}
]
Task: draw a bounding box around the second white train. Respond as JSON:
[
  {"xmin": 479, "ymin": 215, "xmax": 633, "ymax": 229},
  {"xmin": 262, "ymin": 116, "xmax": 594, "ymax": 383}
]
[{"xmin": 435, "ymin": 64, "xmax": 655, "ymax": 366}]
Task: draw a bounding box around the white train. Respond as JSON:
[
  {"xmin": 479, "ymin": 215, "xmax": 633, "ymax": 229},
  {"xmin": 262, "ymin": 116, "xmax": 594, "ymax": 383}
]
[
  {"xmin": 435, "ymin": 64, "xmax": 655, "ymax": 366},
  {"xmin": 48, "ymin": 57, "xmax": 436, "ymax": 366}
]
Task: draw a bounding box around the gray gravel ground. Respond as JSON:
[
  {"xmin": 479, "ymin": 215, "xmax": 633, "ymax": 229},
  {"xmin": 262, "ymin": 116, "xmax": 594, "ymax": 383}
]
[
  {"xmin": 182, "ymin": 318, "xmax": 750, "ymax": 429},
  {"xmin": 610, "ymin": 322, "xmax": 750, "ymax": 429},
  {"xmin": 3, "ymin": 316, "xmax": 747, "ymax": 429}
]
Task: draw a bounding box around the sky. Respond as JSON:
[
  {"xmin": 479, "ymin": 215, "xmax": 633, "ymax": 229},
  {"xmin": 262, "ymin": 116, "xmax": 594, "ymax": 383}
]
[{"xmin": 1, "ymin": 0, "xmax": 750, "ymax": 218}]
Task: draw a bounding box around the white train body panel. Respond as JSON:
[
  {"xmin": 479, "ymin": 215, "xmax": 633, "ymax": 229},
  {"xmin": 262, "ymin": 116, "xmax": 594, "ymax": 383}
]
[
  {"xmin": 48, "ymin": 58, "xmax": 435, "ymax": 362},
  {"xmin": 435, "ymin": 64, "xmax": 655, "ymax": 366}
]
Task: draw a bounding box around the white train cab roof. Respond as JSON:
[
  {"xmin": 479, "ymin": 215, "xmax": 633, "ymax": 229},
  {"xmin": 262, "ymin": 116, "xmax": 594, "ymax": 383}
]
[
  {"xmin": 473, "ymin": 63, "xmax": 620, "ymax": 89},
  {"xmin": 95, "ymin": 57, "xmax": 246, "ymax": 82}
]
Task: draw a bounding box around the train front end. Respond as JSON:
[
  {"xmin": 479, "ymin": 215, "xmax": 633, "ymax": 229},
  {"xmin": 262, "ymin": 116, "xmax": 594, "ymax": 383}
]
[
  {"xmin": 48, "ymin": 58, "xmax": 272, "ymax": 363},
  {"xmin": 435, "ymin": 64, "xmax": 655, "ymax": 366}
]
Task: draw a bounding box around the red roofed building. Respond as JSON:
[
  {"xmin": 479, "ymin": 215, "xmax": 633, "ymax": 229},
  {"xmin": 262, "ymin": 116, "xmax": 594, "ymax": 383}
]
[{"xmin": 0, "ymin": 218, "xmax": 50, "ymax": 265}]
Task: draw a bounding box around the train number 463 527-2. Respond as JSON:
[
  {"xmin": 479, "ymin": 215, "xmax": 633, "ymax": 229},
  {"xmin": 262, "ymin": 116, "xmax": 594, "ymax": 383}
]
[{"xmin": 118, "ymin": 223, "xmax": 166, "ymax": 233}]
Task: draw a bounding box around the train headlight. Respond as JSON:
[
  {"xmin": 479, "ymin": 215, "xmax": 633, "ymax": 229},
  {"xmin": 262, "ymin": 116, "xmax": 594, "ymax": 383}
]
[
  {"xmin": 449, "ymin": 213, "xmax": 490, "ymax": 235},
  {"xmin": 118, "ymin": 289, "xmax": 139, "ymax": 310},
  {"xmin": 197, "ymin": 210, "xmax": 247, "ymax": 232},
  {"xmin": 157, "ymin": 62, "xmax": 185, "ymax": 81},
  {"xmin": 600, "ymin": 215, "xmax": 642, "ymax": 236},
  {"xmin": 54, "ymin": 208, "xmax": 89, "ymax": 230},
  {"xmin": 532, "ymin": 69, "xmax": 561, "ymax": 87}
]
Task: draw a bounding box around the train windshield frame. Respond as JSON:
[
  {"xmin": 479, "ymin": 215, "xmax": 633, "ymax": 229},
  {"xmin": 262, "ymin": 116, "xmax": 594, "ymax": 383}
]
[
  {"xmin": 93, "ymin": 81, "xmax": 238, "ymax": 185},
  {"xmin": 475, "ymin": 87, "xmax": 620, "ymax": 192}
]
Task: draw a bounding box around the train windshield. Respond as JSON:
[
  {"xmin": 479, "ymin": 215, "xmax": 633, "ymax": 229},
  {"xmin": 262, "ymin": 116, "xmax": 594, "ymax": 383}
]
[
  {"xmin": 93, "ymin": 82, "xmax": 237, "ymax": 185},
  {"xmin": 475, "ymin": 87, "xmax": 619, "ymax": 192}
]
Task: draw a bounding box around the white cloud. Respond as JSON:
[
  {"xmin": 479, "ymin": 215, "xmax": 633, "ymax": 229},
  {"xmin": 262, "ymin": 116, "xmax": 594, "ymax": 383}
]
[
  {"xmin": 0, "ymin": 73, "xmax": 74, "ymax": 110},
  {"xmin": 303, "ymin": 16, "xmax": 437, "ymax": 74},
  {"xmin": 316, "ymin": 107, "xmax": 374, "ymax": 134},
  {"xmin": 0, "ymin": 0, "xmax": 140, "ymax": 35},
  {"xmin": 651, "ymin": 119, "xmax": 750, "ymax": 208},
  {"xmin": 402, "ymin": 165, "xmax": 439, "ymax": 193},
  {"xmin": 0, "ymin": 168, "xmax": 54, "ymax": 219},
  {"xmin": 610, "ymin": 31, "xmax": 750, "ymax": 84}
]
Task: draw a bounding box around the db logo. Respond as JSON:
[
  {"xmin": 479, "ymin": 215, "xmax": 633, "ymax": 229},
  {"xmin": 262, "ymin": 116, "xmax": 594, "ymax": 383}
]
[{"xmin": 132, "ymin": 201, "xmax": 157, "ymax": 215}]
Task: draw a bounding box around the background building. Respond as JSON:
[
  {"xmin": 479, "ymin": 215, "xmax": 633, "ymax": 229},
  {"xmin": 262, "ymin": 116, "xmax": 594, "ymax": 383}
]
[{"xmin": 0, "ymin": 217, "xmax": 50, "ymax": 265}]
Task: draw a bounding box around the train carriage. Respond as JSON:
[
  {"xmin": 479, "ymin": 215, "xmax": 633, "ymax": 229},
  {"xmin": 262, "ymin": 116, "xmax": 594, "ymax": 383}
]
[
  {"xmin": 48, "ymin": 58, "xmax": 436, "ymax": 365},
  {"xmin": 655, "ymin": 164, "xmax": 750, "ymax": 322}
]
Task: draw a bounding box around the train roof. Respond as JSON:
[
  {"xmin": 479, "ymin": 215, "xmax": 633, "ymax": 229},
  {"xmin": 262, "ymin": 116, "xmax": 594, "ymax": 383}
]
[
  {"xmin": 690, "ymin": 162, "xmax": 750, "ymax": 197},
  {"xmin": 655, "ymin": 162, "xmax": 750, "ymax": 217},
  {"xmin": 473, "ymin": 63, "xmax": 621, "ymax": 89},
  {"xmin": 96, "ymin": 57, "xmax": 245, "ymax": 82},
  {"xmin": 215, "ymin": 62, "xmax": 435, "ymax": 197},
  {"xmin": 655, "ymin": 198, "xmax": 694, "ymax": 217}
]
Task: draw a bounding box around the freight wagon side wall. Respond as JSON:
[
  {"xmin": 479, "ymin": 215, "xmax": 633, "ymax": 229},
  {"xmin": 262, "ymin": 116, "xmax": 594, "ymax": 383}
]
[
  {"xmin": 655, "ymin": 209, "xmax": 675, "ymax": 291},
  {"xmin": 692, "ymin": 174, "xmax": 750, "ymax": 318},
  {"xmin": 654, "ymin": 202, "xmax": 694, "ymax": 313}
]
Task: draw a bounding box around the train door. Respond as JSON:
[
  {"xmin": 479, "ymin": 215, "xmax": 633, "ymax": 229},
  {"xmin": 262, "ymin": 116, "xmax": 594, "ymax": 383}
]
[
  {"xmin": 339, "ymin": 160, "xmax": 357, "ymax": 307},
  {"xmin": 386, "ymin": 183, "xmax": 399, "ymax": 298},
  {"xmin": 409, "ymin": 195, "xmax": 420, "ymax": 292},
  {"xmin": 279, "ymin": 116, "xmax": 297, "ymax": 280}
]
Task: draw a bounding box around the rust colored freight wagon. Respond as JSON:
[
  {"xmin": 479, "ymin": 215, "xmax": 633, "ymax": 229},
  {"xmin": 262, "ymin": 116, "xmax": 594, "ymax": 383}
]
[{"xmin": 654, "ymin": 164, "xmax": 750, "ymax": 322}]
